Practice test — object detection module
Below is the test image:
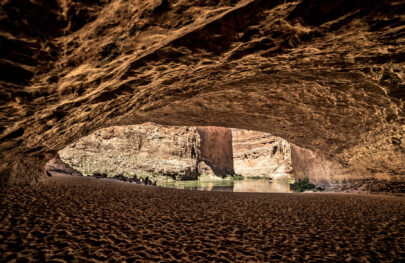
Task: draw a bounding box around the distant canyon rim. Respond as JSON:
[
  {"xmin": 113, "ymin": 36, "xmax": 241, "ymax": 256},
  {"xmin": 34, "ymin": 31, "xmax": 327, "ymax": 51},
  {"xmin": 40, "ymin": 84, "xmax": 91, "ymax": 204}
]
[{"xmin": 0, "ymin": 0, "xmax": 404, "ymax": 188}]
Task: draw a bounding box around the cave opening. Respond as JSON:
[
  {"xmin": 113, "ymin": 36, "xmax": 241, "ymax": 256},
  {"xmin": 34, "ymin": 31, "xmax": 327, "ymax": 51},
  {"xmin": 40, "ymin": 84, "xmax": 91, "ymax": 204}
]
[{"xmin": 46, "ymin": 122, "xmax": 297, "ymax": 193}]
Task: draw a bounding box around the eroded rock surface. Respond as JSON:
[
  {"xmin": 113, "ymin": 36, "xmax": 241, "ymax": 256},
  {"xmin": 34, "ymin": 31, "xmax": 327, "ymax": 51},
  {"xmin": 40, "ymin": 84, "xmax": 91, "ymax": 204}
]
[
  {"xmin": 232, "ymin": 129, "xmax": 292, "ymax": 180},
  {"xmin": 60, "ymin": 123, "xmax": 200, "ymax": 179},
  {"xmin": 0, "ymin": 0, "xmax": 404, "ymax": 185},
  {"xmin": 59, "ymin": 123, "xmax": 234, "ymax": 179},
  {"xmin": 196, "ymin": 126, "xmax": 234, "ymax": 177},
  {"xmin": 45, "ymin": 154, "xmax": 82, "ymax": 177},
  {"xmin": 290, "ymin": 144, "xmax": 405, "ymax": 192},
  {"xmin": 290, "ymin": 144, "xmax": 339, "ymax": 183}
]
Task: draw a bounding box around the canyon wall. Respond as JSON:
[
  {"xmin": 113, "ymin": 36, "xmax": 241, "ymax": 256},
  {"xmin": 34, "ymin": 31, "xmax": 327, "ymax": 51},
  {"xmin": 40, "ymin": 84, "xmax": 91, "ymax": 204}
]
[
  {"xmin": 59, "ymin": 123, "xmax": 235, "ymax": 179},
  {"xmin": 290, "ymin": 144, "xmax": 405, "ymax": 192},
  {"xmin": 290, "ymin": 144, "xmax": 404, "ymax": 184},
  {"xmin": 196, "ymin": 127, "xmax": 234, "ymax": 177},
  {"xmin": 290, "ymin": 144, "xmax": 340, "ymax": 184},
  {"xmin": 232, "ymin": 129, "xmax": 293, "ymax": 180},
  {"xmin": 60, "ymin": 123, "xmax": 201, "ymax": 179},
  {"xmin": 60, "ymin": 124, "xmax": 295, "ymax": 181}
]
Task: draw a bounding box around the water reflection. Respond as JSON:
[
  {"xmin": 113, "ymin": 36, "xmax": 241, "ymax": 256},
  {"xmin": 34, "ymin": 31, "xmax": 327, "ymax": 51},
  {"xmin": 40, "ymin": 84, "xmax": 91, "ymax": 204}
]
[{"xmin": 157, "ymin": 179, "xmax": 292, "ymax": 193}]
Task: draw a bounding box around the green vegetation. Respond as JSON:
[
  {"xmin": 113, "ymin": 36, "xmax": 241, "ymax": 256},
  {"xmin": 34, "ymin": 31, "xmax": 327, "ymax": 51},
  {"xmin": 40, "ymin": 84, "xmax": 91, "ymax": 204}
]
[
  {"xmin": 156, "ymin": 179, "xmax": 234, "ymax": 189},
  {"xmin": 224, "ymin": 174, "xmax": 244, "ymax": 180},
  {"xmin": 190, "ymin": 174, "xmax": 244, "ymax": 181},
  {"xmin": 244, "ymin": 175, "xmax": 266, "ymax": 180},
  {"xmin": 284, "ymin": 179, "xmax": 295, "ymax": 184},
  {"xmin": 199, "ymin": 174, "xmax": 224, "ymax": 181},
  {"xmin": 290, "ymin": 179, "xmax": 324, "ymax": 192},
  {"xmin": 233, "ymin": 174, "xmax": 244, "ymax": 180}
]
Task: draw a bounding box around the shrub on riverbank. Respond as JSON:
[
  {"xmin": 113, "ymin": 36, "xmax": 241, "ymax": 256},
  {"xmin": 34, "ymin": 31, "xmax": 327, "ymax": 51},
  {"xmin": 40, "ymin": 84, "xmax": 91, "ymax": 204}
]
[{"xmin": 290, "ymin": 179, "xmax": 324, "ymax": 192}]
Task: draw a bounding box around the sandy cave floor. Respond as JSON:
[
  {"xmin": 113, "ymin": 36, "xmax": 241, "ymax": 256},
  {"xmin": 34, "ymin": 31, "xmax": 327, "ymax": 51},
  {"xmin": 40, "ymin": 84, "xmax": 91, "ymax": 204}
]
[{"xmin": 0, "ymin": 175, "xmax": 404, "ymax": 262}]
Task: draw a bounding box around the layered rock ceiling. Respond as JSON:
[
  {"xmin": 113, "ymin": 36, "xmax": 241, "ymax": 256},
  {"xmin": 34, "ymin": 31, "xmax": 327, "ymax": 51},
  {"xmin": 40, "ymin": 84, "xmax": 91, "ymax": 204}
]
[{"xmin": 0, "ymin": 0, "xmax": 404, "ymax": 185}]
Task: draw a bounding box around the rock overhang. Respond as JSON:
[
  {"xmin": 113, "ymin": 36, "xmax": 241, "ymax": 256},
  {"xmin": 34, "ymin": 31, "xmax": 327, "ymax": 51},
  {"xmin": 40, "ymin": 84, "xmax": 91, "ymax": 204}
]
[{"xmin": 0, "ymin": 0, "xmax": 403, "ymax": 185}]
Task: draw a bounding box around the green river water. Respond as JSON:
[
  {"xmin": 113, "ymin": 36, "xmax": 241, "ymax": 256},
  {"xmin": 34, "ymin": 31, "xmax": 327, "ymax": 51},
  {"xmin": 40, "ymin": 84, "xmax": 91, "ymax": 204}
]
[{"xmin": 156, "ymin": 179, "xmax": 292, "ymax": 193}]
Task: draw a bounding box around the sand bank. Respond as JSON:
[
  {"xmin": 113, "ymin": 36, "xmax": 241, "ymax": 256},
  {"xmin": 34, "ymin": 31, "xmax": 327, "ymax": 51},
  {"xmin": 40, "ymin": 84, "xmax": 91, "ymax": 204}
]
[{"xmin": 1, "ymin": 175, "xmax": 404, "ymax": 262}]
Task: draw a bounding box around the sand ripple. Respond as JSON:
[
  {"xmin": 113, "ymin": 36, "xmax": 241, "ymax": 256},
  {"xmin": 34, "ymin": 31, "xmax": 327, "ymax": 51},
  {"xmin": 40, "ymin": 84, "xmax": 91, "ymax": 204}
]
[{"xmin": 1, "ymin": 175, "xmax": 404, "ymax": 262}]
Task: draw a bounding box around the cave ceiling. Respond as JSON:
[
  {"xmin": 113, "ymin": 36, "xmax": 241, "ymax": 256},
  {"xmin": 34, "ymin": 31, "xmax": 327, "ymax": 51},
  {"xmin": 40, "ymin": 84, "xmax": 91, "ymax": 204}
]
[{"xmin": 0, "ymin": 0, "xmax": 404, "ymax": 183}]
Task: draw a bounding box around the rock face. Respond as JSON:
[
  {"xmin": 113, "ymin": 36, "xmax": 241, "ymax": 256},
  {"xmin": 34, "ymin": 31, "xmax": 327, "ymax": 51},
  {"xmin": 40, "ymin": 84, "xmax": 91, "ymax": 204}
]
[
  {"xmin": 290, "ymin": 144, "xmax": 340, "ymax": 184},
  {"xmin": 196, "ymin": 127, "xmax": 234, "ymax": 177},
  {"xmin": 45, "ymin": 154, "xmax": 82, "ymax": 177},
  {"xmin": 232, "ymin": 129, "xmax": 292, "ymax": 180},
  {"xmin": 61, "ymin": 124, "xmax": 302, "ymax": 181},
  {"xmin": 0, "ymin": 0, "xmax": 404, "ymax": 186},
  {"xmin": 290, "ymin": 144, "xmax": 405, "ymax": 192},
  {"xmin": 290, "ymin": 143, "xmax": 405, "ymax": 184},
  {"xmin": 59, "ymin": 123, "xmax": 233, "ymax": 179}
]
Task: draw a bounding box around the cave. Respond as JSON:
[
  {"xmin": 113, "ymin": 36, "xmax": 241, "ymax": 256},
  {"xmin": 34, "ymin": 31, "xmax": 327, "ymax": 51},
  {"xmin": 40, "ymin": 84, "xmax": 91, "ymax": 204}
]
[{"xmin": 0, "ymin": 0, "xmax": 404, "ymax": 261}]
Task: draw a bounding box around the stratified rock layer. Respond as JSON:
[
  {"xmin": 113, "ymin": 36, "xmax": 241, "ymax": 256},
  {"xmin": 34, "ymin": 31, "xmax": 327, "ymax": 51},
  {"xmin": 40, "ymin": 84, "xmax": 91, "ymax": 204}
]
[
  {"xmin": 60, "ymin": 123, "xmax": 200, "ymax": 179},
  {"xmin": 0, "ymin": 0, "xmax": 404, "ymax": 185},
  {"xmin": 59, "ymin": 123, "xmax": 234, "ymax": 179},
  {"xmin": 232, "ymin": 129, "xmax": 292, "ymax": 180}
]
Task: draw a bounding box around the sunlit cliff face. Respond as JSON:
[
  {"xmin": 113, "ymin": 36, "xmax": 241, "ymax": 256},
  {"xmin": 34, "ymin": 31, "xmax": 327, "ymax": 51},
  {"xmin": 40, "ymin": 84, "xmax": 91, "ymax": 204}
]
[
  {"xmin": 54, "ymin": 124, "xmax": 294, "ymax": 181},
  {"xmin": 0, "ymin": 0, "xmax": 403, "ymax": 186}
]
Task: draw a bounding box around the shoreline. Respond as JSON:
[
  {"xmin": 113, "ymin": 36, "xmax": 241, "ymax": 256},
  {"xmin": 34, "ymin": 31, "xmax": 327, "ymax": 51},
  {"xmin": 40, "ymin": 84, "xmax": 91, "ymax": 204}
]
[{"xmin": 47, "ymin": 172, "xmax": 405, "ymax": 196}]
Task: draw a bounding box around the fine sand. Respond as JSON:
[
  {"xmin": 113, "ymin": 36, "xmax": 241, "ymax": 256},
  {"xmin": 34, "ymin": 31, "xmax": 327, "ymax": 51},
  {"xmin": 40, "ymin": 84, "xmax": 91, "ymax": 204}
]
[{"xmin": 1, "ymin": 175, "xmax": 404, "ymax": 262}]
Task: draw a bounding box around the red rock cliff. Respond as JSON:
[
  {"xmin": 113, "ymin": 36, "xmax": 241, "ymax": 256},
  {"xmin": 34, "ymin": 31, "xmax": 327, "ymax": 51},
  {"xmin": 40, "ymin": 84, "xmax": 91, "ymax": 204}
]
[
  {"xmin": 196, "ymin": 127, "xmax": 234, "ymax": 177},
  {"xmin": 290, "ymin": 144, "xmax": 356, "ymax": 185},
  {"xmin": 232, "ymin": 129, "xmax": 292, "ymax": 180}
]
